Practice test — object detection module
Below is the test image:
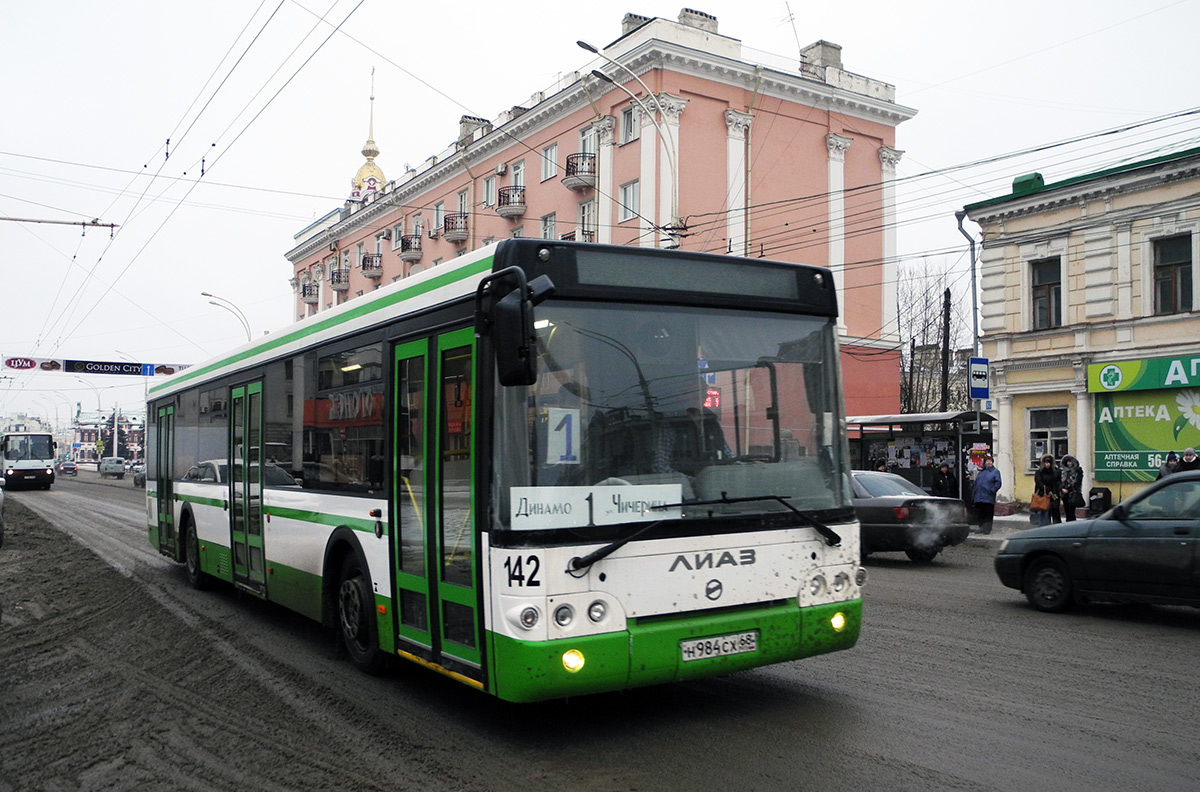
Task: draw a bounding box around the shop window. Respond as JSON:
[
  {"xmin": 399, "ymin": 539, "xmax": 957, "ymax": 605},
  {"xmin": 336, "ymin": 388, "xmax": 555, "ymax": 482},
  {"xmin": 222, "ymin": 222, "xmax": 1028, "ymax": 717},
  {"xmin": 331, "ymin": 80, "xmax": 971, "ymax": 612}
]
[{"xmin": 1028, "ymin": 407, "xmax": 1068, "ymax": 469}]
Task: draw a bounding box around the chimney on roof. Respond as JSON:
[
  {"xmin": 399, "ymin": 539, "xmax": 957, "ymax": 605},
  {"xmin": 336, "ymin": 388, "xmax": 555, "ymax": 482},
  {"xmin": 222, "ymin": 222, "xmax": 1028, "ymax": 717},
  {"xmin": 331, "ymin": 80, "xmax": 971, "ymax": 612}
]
[
  {"xmin": 801, "ymin": 40, "xmax": 842, "ymax": 70},
  {"xmin": 622, "ymin": 13, "xmax": 651, "ymax": 35},
  {"xmin": 678, "ymin": 8, "xmax": 717, "ymax": 33},
  {"xmin": 458, "ymin": 115, "xmax": 491, "ymax": 145}
]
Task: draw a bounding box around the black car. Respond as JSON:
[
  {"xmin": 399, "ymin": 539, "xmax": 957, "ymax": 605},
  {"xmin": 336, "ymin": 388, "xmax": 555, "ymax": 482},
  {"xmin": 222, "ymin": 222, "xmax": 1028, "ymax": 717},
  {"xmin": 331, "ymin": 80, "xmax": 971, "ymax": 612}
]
[
  {"xmin": 851, "ymin": 470, "xmax": 970, "ymax": 563},
  {"xmin": 995, "ymin": 471, "xmax": 1200, "ymax": 612},
  {"xmin": 57, "ymin": 460, "xmax": 78, "ymax": 476}
]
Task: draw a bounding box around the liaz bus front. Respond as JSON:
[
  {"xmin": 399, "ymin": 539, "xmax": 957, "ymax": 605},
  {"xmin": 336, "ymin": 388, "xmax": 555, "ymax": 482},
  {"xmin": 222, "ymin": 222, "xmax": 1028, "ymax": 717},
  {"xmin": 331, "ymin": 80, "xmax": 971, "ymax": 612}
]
[{"xmin": 477, "ymin": 241, "xmax": 864, "ymax": 702}]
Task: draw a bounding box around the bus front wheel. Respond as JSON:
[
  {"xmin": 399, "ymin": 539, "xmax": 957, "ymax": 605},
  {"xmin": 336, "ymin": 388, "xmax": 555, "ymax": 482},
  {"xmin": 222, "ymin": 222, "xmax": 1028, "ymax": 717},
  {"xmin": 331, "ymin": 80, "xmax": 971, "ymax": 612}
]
[
  {"xmin": 184, "ymin": 521, "xmax": 211, "ymax": 591},
  {"xmin": 337, "ymin": 554, "xmax": 386, "ymax": 675}
]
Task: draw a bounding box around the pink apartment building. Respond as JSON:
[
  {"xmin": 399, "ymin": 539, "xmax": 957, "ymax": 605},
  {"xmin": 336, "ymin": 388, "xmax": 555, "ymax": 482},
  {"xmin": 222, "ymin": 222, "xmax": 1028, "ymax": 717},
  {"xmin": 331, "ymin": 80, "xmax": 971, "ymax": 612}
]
[{"xmin": 286, "ymin": 9, "xmax": 916, "ymax": 416}]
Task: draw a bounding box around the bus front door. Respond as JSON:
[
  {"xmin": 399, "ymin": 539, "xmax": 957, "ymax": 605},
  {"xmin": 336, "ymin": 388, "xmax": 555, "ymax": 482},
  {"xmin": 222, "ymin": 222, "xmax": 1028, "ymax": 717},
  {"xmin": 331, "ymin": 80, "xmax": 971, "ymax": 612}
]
[
  {"xmin": 155, "ymin": 405, "xmax": 176, "ymax": 557},
  {"xmin": 393, "ymin": 329, "xmax": 481, "ymax": 678},
  {"xmin": 230, "ymin": 381, "xmax": 267, "ymax": 594}
]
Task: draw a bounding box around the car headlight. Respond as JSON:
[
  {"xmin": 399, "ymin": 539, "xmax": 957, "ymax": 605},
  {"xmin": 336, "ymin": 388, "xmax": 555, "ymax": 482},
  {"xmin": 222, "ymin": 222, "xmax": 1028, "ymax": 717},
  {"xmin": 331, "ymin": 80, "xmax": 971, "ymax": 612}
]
[{"xmin": 998, "ymin": 539, "xmax": 1009, "ymax": 553}]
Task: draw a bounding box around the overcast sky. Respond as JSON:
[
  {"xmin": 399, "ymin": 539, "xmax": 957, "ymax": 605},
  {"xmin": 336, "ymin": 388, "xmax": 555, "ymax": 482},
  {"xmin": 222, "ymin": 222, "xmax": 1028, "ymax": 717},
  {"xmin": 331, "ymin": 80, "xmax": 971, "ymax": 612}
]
[{"xmin": 3, "ymin": 0, "xmax": 1197, "ymax": 425}]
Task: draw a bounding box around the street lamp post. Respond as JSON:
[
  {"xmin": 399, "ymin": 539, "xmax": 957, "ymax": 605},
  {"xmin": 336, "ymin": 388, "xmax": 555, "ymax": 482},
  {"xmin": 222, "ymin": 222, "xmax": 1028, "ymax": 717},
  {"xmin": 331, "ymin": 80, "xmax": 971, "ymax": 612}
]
[
  {"xmin": 580, "ymin": 40, "xmax": 682, "ymax": 248},
  {"xmin": 202, "ymin": 291, "xmax": 252, "ymax": 342}
]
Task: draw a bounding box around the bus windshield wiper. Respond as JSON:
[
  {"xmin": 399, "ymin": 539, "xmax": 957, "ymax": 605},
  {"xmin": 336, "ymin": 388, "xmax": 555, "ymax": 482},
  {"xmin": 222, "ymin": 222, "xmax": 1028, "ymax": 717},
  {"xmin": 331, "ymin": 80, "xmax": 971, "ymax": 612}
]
[
  {"xmin": 669, "ymin": 493, "xmax": 842, "ymax": 547},
  {"xmin": 566, "ymin": 493, "xmax": 841, "ymax": 575}
]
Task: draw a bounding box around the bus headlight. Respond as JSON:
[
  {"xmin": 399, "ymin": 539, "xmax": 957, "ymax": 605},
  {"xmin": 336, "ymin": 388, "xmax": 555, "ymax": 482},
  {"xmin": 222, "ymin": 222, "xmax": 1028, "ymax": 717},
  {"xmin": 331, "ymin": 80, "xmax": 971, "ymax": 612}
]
[
  {"xmin": 587, "ymin": 600, "xmax": 607, "ymax": 623},
  {"xmin": 553, "ymin": 604, "xmax": 574, "ymax": 627},
  {"xmin": 519, "ymin": 606, "xmax": 539, "ymax": 629},
  {"xmin": 832, "ymin": 572, "xmax": 849, "ymax": 593},
  {"xmin": 855, "ymin": 567, "xmax": 868, "ymax": 587},
  {"xmin": 809, "ymin": 574, "xmax": 826, "ymax": 596}
]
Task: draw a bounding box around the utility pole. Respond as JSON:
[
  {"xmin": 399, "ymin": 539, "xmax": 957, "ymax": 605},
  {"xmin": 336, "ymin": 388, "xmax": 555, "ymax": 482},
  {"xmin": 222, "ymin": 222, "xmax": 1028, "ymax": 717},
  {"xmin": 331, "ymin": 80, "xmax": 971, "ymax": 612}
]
[
  {"xmin": 940, "ymin": 288, "xmax": 951, "ymax": 412},
  {"xmin": 0, "ymin": 216, "xmax": 118, "ymax": 231}
]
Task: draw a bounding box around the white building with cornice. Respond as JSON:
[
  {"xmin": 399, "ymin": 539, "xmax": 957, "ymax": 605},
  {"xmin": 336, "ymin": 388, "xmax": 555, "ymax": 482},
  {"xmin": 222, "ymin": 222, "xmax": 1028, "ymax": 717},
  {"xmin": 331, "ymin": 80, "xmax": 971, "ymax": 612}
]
[
  {"xmin": 963, "ymin": 146, "xmax": 1200, "ymax": 505},
  {"xmin": 286, "ymin": 8, "xmax": 916, "ymax": 417}
]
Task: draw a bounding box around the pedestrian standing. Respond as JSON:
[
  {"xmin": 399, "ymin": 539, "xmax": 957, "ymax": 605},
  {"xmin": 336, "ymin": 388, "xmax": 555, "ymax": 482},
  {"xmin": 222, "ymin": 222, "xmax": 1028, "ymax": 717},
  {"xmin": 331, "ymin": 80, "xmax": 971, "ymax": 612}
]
[
  {"xmin": 1177, "ymin": 447, "xmax": 1200, "ymax": 473},
  {"xmin": 1033, "ymin": 454, "xmax": 1060, "ymax": 526},
  {"xmin": 1059, "ymin": 454, "xmax": 1083, "ymax": 522},
  {"xmin": 931, "ymin": 461, "xmax": 956, "ymax": 498},
  {"xmin": 972, "ymin": 456, "xmax": 1002, "ymax": 534},
  {"xmin": 1157, "ymin": 452, "xmax": 1179, "ymax": 479}
]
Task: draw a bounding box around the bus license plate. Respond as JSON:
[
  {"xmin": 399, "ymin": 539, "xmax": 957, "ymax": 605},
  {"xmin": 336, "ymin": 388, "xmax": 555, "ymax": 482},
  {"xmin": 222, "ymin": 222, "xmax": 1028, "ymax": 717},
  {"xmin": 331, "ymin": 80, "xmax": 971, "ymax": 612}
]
[{"xmin": 680, "ymin": 631, "xmax": 758, "ymax": 662}]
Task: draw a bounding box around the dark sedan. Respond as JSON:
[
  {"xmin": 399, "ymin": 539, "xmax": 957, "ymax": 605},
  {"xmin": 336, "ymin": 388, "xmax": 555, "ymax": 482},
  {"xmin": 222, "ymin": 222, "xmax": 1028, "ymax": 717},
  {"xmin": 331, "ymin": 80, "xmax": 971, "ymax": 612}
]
[
  {"xmin": 995, "ymin": 471, "xmax": 1200, "ymax": 612},
  {"xmin": 57, "ymin": 460, "xmax": 78, "ymax": 476},
  {"xmin": 851, "ymin": 470, "xmax": 970, "ymax": 563}
]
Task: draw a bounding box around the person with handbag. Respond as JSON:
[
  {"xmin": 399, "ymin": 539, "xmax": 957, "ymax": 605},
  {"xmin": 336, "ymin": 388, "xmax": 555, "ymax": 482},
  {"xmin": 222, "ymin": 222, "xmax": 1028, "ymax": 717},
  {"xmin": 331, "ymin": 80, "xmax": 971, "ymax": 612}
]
[
  {"xmin": 972, "ymin": 455, "xmax": 1002, "ymax": 534},
  {"xmin": 1033, "ymin": 454, "xmax": 1060, "ymax": 526},
  {"xmin": 1059, "ymin": 454, "xmax": 1083, "ymax": 522}
]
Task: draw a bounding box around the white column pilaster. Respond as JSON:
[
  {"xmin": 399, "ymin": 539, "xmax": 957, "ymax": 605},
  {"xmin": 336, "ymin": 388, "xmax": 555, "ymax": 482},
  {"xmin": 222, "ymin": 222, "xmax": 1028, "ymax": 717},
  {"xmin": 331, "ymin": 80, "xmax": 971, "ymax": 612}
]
[
  {"xmin": 593, "ymin": 116, "xmax": 616, "ymax": 245},
  {"xmin": 725, "ymin": 110, "xmax": 753, "ymax": 256},
  {"xmin": 879, "ymin": 146, "xmax": 903, "ymax": 341},
  {"xmin": 657, "ymin": 93, "xmax": 687, "ymax": 247},
  {"xmin": 996, "ymin": 392, "xmax": 1014, "ymax": 501},
  {"xmin": 827, "ymin": 133, "xmax": 853, "ymax": 329}
]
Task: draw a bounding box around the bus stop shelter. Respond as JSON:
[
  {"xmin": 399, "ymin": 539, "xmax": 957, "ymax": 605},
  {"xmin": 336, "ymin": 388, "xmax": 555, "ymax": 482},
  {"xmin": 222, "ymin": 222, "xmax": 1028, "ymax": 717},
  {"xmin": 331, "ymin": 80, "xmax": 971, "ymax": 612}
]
[{"xmin": 846, "ymin": 410, "xmax": 997, "ymax": 501}]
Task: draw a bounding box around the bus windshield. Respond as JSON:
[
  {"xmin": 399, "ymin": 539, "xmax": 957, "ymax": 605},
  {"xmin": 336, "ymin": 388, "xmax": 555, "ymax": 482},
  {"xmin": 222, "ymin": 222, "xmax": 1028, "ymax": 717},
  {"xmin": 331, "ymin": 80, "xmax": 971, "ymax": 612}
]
[
  {"xmin": 4, "ymin": 434, "xmax": 54, "ymax": 461},
  {"xmin": 495, "ymin": 302, "xmax": 850, "ymax": 529}
]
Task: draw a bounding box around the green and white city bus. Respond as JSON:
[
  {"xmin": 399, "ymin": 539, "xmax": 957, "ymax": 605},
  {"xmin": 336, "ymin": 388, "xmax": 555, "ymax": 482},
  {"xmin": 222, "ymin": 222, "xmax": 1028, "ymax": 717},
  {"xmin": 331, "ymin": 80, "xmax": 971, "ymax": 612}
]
[{"xmin": 146, "ymin": 239, "xmax": 865, "ymax": 702}]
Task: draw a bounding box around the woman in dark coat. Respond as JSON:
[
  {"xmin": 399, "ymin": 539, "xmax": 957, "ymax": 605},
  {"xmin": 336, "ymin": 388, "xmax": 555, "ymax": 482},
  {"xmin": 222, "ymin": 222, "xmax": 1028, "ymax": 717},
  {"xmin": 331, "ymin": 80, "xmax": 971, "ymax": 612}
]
[
  {"xmin": 1059, "ymin": 454, "xmax": 1083, "ymax": 522},
  {"xmin": 1033, "ymin": 453, "xmax": 1060, "ymax": 526}
]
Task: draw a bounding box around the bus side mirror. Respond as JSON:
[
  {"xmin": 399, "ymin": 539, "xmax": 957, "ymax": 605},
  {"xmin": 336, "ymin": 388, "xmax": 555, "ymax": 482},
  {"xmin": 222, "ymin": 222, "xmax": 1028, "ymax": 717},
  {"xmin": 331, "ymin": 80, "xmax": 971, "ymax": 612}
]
[{"xmin": 478, "ymin": 269, "xmax": 555, "ymax": 387}]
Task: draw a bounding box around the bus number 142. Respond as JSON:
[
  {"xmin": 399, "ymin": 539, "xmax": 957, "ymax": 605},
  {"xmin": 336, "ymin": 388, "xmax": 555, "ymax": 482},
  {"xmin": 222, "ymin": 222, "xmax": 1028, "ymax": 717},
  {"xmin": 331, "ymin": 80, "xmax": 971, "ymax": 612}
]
[{"xmin": 504, "ymin": 554, "xmax": 542, "ymax": 587}]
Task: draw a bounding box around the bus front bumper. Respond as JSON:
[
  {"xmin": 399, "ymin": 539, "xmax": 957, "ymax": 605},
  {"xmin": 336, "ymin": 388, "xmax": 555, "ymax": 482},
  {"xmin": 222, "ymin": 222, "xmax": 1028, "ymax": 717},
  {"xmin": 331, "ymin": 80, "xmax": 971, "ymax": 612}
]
[{"xmin": 489, "ymin": 599, "xmax": 861, "ymax": 703}]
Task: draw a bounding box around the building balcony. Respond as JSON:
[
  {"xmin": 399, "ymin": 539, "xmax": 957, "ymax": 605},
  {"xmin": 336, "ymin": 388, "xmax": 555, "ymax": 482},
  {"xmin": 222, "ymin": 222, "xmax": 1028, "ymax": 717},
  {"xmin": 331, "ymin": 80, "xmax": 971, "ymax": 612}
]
[
  {"xmin": 496, "ymin": 185, "xmax": 526, "ymax": 218},
  {"xmin": 559, "ymin": 229, "xmax": 595, "ymax": 243},
  {"xmin": 443, "ymin": 212, "xmax": 469, "ymax": 243},
  {"xmin": 562, "ymin": 153, "xmax": 597, "ymax": 190},
  {"xmin": 329, "ymin": 267, "xmax": 351, "ymax": 291},
  {"xmin": 301, "ymin": 284, "xmax": 319, "ymax": 304},
  {"xmin": 361, "ymin": 253, "xmax": 383, "ymax": 278},
  {"xmin": 399, "ymin": 234, "xmax": 422, "ymax": 261}
]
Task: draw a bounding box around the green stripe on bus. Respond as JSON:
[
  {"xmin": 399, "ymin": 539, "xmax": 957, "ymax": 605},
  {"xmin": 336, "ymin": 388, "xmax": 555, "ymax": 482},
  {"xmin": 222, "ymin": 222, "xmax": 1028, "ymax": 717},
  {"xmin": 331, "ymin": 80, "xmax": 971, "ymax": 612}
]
[
  {"xmin": 489, "ymin": 599, "xmax": 861, "ymax": 703},
  {"xmin": 176, "ymin": 493, "xmax": 226, "ymax": 509},
  {"xmin": 264, "ymin": 505, "xmax": 377, "ymax": 534},
  {"xmin": 150, "ymin": 255, "xmax": 494, "ymax": 395}
]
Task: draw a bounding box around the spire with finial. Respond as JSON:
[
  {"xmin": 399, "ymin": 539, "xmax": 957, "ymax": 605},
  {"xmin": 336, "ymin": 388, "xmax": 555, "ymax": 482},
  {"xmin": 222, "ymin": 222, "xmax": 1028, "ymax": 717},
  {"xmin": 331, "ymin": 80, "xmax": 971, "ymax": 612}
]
[{"xmin": 351, "ymin": 68, "xmax": 385, "ymax": 200}]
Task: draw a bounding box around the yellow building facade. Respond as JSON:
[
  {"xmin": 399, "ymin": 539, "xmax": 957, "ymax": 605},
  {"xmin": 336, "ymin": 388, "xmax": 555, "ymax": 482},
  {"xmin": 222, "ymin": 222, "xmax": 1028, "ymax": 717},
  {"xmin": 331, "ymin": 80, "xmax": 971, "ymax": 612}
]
[{"xmin": 964, "ymin": 149, "xmax": 1200, "ymax": 506}]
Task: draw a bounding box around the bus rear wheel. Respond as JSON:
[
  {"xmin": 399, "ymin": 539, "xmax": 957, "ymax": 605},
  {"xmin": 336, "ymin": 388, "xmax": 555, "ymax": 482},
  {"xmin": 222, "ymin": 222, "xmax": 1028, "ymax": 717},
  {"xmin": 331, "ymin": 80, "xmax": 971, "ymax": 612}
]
[{"xmin": 337, "ymin": 554, "xmax": 386, "ymax": 675}]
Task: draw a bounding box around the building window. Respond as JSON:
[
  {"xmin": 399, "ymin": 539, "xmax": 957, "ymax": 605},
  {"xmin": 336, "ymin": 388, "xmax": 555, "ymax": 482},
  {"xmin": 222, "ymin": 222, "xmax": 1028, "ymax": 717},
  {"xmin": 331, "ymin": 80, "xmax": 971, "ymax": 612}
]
[
  {"xmin": 618, "ymin": 180, "xmax": 639, "ymax": 222},
  {"xmin": 1153, "ymin": 234, "xmax": 1192, "ymax": 315},
  {"xmin": 434, "ymin": 202, "xmax": 445, "ymax": 229},
  {"xmin": 540, "ymin": 213, "xmax": 556, "ymax": 240},
  {"xmin": 356, "ymin": 242, "xmax": 364, "ymax": 263},
  {"xmin": 510, "ymin": 226, "xmax": 524, "ymax": 239},
  {"xmin": 1031, "ymin": 257, "xmax": 1061, "ymax": 330},
  {"xmin": 541, "ymin": 144, "xmax": 558, "ymax": 181},
  {"xmin": 579, "ymin": 200, "xmax": 595, "ymax": 236},
  {"xmin": 511, "ymin": 160, "xmax": 526, "ymax": 188},
  {"xmin": 457, "ymin": 189, "xmax": 469, "ymax": 215},
  {"xmin": 481, "ymin": 236, "xmax": 496, "ymax": 247},
  {"xmin": 1028, "ymin": 407, "xmax": 1068, "ymax": 469},
  {"xmin": 391, "ymin": 223, "xmax": 403, "ymax": 248},
  {"xmin": 483, "ymin": 176, "xmax": 496, "ymax": 207},
  {"xmin": 621, "ymin": 104, "xmax": 641, "ymax": 144},
  {"xmin": 580, "ymin": 126, "xmax": 597, "ymax": 156}
]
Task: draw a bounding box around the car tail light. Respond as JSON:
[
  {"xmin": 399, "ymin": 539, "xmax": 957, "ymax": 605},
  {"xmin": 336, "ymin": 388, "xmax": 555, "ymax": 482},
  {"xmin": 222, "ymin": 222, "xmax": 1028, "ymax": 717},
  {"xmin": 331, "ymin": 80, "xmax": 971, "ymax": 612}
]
[{"xmin": 893, "ymin": 506, "xmax": 912, "ymax": 520}]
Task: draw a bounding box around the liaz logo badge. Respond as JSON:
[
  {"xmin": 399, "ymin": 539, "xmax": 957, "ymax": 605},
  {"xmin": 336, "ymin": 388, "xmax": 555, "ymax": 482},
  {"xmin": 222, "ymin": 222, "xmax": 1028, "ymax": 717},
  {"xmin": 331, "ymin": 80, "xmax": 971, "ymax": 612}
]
[
  {"xmin": 5, "ymin": 357, "xmax": 37, "ymax": 370},
  {"xmin": 669, "ymin": 549, "xmax": 756, "ymax": 572}
]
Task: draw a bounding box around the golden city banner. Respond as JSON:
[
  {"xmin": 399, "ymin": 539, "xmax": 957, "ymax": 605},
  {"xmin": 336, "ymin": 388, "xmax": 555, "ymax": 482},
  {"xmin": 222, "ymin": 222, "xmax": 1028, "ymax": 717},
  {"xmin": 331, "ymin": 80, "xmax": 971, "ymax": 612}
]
[{"xmin": 3, "ymin": 355, "xmax": 189, "ymax": 376}]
